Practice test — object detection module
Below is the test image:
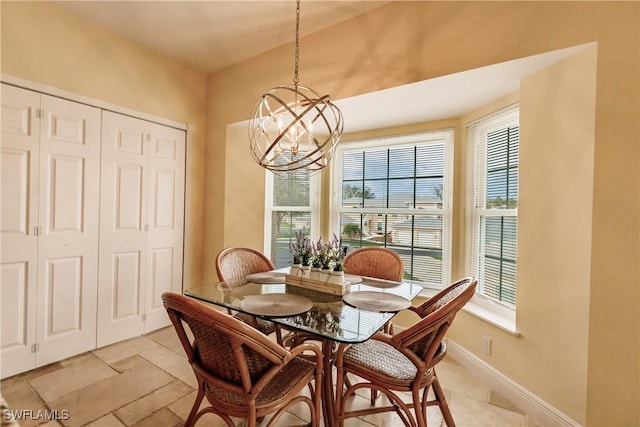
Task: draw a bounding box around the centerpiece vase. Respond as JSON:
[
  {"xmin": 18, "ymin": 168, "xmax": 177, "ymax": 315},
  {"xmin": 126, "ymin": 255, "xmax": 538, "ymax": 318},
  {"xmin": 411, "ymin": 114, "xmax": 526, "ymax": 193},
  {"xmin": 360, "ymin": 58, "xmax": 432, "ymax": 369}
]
[
  {"xmin": 328, "ymin": 270, "xmax": 345, "ymax": 285},
  {"xmin": 300, "ymin": 265, "xmax": 311, "ymax": 278},
  {"xmin": 290, "ymin": 264, "xmax": 301, "ymax": 276}
]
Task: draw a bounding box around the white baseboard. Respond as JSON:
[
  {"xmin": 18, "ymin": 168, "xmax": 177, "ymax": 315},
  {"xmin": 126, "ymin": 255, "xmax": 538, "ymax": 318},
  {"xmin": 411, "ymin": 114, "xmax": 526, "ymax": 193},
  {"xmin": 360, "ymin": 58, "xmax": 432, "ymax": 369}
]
[{"xmin": 445, "ymin": 339, "xmax": 581, "ymax": 427}]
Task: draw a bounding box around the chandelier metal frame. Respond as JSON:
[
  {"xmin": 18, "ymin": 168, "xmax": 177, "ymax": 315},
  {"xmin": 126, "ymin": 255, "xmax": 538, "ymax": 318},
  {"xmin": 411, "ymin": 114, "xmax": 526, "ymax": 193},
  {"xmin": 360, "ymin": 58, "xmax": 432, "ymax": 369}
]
[{"xmin": 248, "ymin": 0, "xmax": 343, "ymax": 173}]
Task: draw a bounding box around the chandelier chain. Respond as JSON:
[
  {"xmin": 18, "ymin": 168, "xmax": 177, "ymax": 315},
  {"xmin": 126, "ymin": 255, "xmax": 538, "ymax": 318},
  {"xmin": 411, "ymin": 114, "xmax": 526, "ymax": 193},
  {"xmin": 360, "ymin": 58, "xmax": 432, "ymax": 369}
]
[
  {"xmin": 294, "ymin": 0, "xmax": 300, "ymax": 88},
  {"xmin": 248, "ymin": 0, "xmax": 343, "ymax": 174}
]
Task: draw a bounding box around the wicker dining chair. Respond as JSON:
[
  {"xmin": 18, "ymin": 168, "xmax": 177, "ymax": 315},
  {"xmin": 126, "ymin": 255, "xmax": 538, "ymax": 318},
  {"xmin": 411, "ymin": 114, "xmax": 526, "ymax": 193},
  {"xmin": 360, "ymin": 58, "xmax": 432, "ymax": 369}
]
[
  {"xmin": 215, "ymin": 247, "xmax": 282, "ymax": 343},
  {"xmin": 162, "ymin": 292, "xmax": 322, "ymax": 427},
  {"xmin": 343, "ymin": 246, "xmax": 404, "ymax": 283},
  {"xmin": 344, "ymin": 246, "xmax": 404, "ymax": 334},
  {"xmin": 334, "ymin": 277, "xmax": 477, "ymax": 427}
]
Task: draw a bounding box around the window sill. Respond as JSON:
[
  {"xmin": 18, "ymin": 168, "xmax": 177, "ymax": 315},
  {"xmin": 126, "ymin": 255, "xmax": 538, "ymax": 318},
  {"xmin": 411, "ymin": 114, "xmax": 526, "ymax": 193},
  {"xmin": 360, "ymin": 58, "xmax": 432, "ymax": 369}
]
[{"xmin": 418, "ymin": 286, "xmax": 520, "ymax": 336}]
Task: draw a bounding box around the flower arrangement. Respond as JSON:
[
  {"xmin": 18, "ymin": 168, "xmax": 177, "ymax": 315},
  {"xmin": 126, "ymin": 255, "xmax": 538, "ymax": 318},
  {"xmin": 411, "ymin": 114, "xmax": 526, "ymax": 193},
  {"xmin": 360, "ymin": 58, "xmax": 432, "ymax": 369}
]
[
  {"xmin": 311, "ymin": 238, "xmax": 323, "ymax": 269},
  {"xmin": 326, "ymin": 233, "xmax": 345, "ymax": 272},
  {"xmin": 289, "ymin": 231, "xmax": 346, "ymax": 272},
  {"xmin": 289, "ymin": 230, "xmax": 313, "ymax": 266},
  {"xmin": 289, "ymin": 230, "xmax": 349, "ymax": 284}
]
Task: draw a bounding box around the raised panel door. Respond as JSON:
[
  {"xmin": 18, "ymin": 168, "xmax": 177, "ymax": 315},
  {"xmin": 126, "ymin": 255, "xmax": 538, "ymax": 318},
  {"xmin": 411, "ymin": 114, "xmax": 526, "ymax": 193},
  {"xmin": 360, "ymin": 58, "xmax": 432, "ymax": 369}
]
[
  {"xmin": 0, "ymin": 84, "xmax": 40, "ymax": 378},
  {"xmin": 35, "ymin": 95, "xmax": 100, "ymax": 365},
  {"xmin": 97, "ymin": 111, "xmax": 148, "ymax": 346},
  {"xmin": 97, "ymin": 113, "xmax": 185, "ymax": 342},
  {"xmin": 144, "ymin": 123, "xmax": 185, "ymax": 332}
]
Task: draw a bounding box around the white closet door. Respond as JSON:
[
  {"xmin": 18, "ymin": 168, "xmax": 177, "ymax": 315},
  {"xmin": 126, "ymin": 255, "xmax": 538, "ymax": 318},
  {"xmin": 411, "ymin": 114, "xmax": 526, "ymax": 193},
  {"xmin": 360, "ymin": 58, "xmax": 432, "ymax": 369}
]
[
  {"xmin": 98, "ymin": 113, "xmax": 185, "ymax": 343},
  {"xmin": 144, "ymin": 123, "xmax": 185, "ymax": 332},
  {"xmin": 1, "ymin": 86, "xmax": 100, "ymax": 377},
  {"xmin": 1, "ymin": 85, "xmax": 40, "ymax": 378},
  {"xmin": 98, "ymin": 111, "xmax": 149, "ymax": 346},
  {"xmin": 35, "ymin": 95, "xmax": 101, "ymax": 366}
]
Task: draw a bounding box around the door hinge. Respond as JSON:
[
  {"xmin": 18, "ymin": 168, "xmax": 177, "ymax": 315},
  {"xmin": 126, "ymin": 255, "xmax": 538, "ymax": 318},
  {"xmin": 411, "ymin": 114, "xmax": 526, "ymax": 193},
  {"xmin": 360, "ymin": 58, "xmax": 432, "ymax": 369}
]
[
  {"xmin": 142, "ymin": 314, "xmax": 147, "ymax": 322},
  {"xmin": 31, "ymin": 343, "xmax": 40, "ymax": 353},
  {"xmin": 146, "ymin": 133, "xmax": 151, "ymax": 142},
  {"xmin": 35, "ymin": 109, "xmax": 44, "ymax": 119},
  {"xmin": 33, "ymin": 226, "xmax": 42, "ymax": 236}
]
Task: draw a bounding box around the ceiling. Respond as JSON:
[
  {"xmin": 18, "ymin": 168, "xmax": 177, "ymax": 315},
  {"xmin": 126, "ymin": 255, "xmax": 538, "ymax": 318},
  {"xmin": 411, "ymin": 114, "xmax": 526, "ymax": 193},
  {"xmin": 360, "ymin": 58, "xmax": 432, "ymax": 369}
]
[
  {"xmin": 54, "ymin": 1, "xmax": 390, "ymax": 74},
  {"xmin": 54, "ymin": 1, "xmax": 587, "ymax": 133}
]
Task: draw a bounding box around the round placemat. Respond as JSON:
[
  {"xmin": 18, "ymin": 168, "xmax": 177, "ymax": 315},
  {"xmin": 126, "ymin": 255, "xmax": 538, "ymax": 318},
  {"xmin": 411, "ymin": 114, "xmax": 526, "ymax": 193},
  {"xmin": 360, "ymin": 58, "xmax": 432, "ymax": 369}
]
[
  {"xmin": 343, "ymin": 291, "xmax": 411, "ymax": 312},
  {"xmin": 245, "ymin": 272, "xmax": 286, "ymax": 284},
  {"xmin": 360, "ymin": 276, "xmax": 402, "ymax": 288},
  {"xmin": 240, "ymin": 294, "xmax": 313, "ymax": 317}
]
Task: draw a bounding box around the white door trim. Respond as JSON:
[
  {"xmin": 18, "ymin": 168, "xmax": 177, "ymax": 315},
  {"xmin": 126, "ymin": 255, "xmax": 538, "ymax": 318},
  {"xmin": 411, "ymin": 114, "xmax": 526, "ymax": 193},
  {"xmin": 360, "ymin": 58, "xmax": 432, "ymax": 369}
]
[{"xmin": 1, "ymin": 73, "xmax": 188, "ymax": 131}]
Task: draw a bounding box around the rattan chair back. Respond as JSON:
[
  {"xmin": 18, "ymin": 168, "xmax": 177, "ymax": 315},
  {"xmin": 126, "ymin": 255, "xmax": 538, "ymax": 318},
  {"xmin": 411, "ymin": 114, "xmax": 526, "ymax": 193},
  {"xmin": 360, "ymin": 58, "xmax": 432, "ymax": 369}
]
[
  {"xmin": 214, "ymin": 247, "xmax": 282, "ymax": 342},
  {"xmin": 334, "ymin": 277, "xmax": 477, "ymax": 427},
  {"xmin": 162, "ymin": 292, "xmax": 322, "ymax": 427},
  {"xmin": 344, "ymin": 246, "xmax": 404, "ymax": 334},
  {"xmin": 216, "ymin": 247, "xmax": 275, "ymax": 288},
  {"xmin": 343, "ymin": 246, "xmax": 404, "ymax": 281}
]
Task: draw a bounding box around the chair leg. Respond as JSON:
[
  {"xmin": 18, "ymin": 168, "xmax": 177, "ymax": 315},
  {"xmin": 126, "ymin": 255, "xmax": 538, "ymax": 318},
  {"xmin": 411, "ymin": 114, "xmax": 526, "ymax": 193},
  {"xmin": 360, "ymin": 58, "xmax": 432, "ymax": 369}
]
[
  {"xmin": 275, "ymin": 325, "xmax": 283, "ymax": 346},
  {"xmin": 185, "ymin": 385, "xmax": 206, "ymax": 427},
  {"xmin": 431, "ymin": 375, "xmax": 455, "ymax": 427},
  {"xmin": 371, "ymin": 389, "xmax": 378, "ymax": 405}
]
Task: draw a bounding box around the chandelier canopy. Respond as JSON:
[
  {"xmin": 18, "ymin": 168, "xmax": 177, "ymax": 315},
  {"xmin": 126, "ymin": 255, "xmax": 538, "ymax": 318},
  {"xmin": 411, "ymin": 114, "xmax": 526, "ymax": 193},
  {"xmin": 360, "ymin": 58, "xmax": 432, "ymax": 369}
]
[{"xmin": 248, "ymin": 0, "xmax": 343, "ymax": 173}]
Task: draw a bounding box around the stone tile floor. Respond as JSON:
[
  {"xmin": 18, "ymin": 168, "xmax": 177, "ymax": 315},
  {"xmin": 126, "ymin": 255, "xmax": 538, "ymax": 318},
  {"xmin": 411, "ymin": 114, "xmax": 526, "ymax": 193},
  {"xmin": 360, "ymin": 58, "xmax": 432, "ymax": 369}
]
[{"xmin": 1, "ymin": 327, "xmax": 536, "ymax": 427}]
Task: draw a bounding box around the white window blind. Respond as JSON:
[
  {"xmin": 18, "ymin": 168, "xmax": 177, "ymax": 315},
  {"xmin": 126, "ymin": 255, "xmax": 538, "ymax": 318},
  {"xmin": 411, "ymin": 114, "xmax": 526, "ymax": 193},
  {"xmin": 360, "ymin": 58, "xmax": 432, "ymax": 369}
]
[
  {"xmin": 333, "ymin": 130, "xmax": 453, "ymax": 288},
  {"xmin": 467, "ymin": 105, "xmax": 519, "ymax": 307},
  {"xmin": 265, "ymin": 159, "xmax": 319, "ymax": 268}
]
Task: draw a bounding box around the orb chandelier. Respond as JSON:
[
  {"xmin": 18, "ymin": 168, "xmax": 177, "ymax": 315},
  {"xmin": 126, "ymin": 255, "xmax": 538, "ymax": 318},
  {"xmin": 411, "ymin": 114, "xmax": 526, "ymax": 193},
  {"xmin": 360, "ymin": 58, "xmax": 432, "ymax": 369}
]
[{"xmin": 248, "ymin": 0, "xmax": 343, "ymax": 173}]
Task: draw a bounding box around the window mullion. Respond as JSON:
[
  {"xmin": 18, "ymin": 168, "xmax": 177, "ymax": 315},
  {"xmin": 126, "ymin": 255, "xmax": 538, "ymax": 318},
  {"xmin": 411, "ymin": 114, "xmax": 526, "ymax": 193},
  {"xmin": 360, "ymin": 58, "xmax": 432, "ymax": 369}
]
[{"xmin": 334, "ymin": 131, "xmax": 451, "ymax": 289}]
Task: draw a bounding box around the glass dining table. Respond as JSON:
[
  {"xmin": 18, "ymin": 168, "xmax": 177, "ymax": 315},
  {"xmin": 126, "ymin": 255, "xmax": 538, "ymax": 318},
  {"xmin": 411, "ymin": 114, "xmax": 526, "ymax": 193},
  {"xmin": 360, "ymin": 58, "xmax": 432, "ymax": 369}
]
[{"xmin": 185, "ymin": 272, "xmax": 423, "ymax": 427}]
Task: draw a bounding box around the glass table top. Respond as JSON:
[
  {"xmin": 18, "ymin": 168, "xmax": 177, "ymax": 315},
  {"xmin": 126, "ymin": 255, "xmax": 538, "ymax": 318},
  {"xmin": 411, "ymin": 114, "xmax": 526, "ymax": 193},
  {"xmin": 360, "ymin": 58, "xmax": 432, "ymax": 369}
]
[{"xmin": 185, "ymin": 277, "xmax": 424, "ymax": 344}]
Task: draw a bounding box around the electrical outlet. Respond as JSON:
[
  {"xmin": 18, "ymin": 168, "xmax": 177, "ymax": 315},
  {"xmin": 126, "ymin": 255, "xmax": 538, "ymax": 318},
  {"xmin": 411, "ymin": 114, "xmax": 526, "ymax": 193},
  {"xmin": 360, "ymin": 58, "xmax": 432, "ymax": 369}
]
[{"xmin": 482, "ymin": 336, "xmax": 492, "ymax": 355}]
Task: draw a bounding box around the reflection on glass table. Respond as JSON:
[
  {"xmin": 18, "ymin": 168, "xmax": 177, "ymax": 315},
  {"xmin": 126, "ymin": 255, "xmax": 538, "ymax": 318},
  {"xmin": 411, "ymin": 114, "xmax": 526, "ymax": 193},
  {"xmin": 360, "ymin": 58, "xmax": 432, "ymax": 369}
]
[
  {"xmin": 184, "ymin": 276, "xmax": 423, "ymax": 427},
  {"xmin": 184, "ymin": 280, "xmax": 423, "ymax": 344}
]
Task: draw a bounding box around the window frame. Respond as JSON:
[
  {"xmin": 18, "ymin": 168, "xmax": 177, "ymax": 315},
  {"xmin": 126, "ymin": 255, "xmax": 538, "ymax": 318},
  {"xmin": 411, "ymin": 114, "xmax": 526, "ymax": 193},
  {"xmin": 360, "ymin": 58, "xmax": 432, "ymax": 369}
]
[
  {"xmin": 330, "ymin": 129, "xmax": 454, "ymax": 289},
  {"xmin": 465, "ymin": 104, "xmax": 520, "ymax": 331},
  {"xmin": 264, "ymin": 170, "xmax": 320, "ymax": 267}
]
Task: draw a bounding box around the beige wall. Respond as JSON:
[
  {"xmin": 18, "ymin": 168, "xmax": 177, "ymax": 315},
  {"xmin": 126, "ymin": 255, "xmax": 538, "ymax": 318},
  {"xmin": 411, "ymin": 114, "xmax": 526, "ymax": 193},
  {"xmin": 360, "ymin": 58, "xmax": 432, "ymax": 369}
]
[
  {"xmin": 208, "ymin": 2, "xmax": 638, "ymax": 425},
  {"xmin": 451, "ymin": 49, "xmax": 597, "ymax": 421},
  {"xmin": 1, "ymin": 0, "xmax": 638, "ymax": 425},
  {"xmin": 0, "ymin": 1, "xmax": 207, "ymax": 288}
]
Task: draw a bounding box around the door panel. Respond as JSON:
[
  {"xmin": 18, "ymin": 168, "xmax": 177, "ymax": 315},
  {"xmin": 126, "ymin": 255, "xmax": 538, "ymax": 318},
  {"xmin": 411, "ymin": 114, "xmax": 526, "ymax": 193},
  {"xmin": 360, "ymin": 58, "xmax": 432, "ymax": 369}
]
[
  {"xmin": 116, "ymin": 165, "xmax": 144, "ymax": 230},
  {"xmin": 1, "ymin": 149, "xmax": 31, "ymax": 235},
  {"xmin": 152, "ymin": 169, "xmax": 176, "ymax": 228},
  {"xmin": 149, "ymin": 246, "xmax": 174, "ymax": 314},
  {"xmin": 0, "ymin": 261, "xmax": 35, "ymax": 378},
  {"xmin": 45, "ymin": 256, "xmax": 82, "ymax": 335},
  {"xmin": 47, "ymin": 154, "xmax": 85, "ymax": 232},
  {"xmin": 0, "ymin": 85, "xmax": 40, "ymax": 378},
  {"xmin": 99, "ymin": 113, "xmax": 185, "ymax": 338},
  {"xmin": 98, "ymin": 111, "xmax": 148, "ymax": 346},
  {"xmin": 36, "ymin": 94, "xmax": 100, "ymax": 366},
  {"xmin": 113, "ymin": 251, "xmax": 142, "ymax": 319},
  {"xmin": 144, "ymin": 124, "xmax": 185, "ymax": 332}
]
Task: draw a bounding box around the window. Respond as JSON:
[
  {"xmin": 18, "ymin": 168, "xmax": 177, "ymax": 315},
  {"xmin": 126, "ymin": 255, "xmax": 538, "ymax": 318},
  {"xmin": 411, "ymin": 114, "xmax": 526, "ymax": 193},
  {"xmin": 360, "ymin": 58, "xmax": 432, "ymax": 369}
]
[
  {"xmin": 467, "ymin": 106, "xmax": 519, "ymax": 308},
  {"xmin": 332, "ymin": 130, "xmax": 453, "ymax": 288},
  {"xmin": 265, "ymin": 162, "xmax": 319, "ymax": 268}
]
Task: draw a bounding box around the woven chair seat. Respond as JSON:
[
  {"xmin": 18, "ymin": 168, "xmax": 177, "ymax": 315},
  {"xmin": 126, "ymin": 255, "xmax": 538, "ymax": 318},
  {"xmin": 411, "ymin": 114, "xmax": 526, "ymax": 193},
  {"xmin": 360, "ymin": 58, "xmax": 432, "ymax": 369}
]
[
  {"xmin": 206, "ymin": 356, "xmax": 315, "ymax": 408},
  {"xmin": 335, "ymin": 277, "xmax": 477, "ymax": 427},
  {"xmin": 345, "ymin": 338, "xmax": 417, "ymax": 381},
  {"xmin": 344, "ymin": 339, "xmax": 448, "ymax": 388}
]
